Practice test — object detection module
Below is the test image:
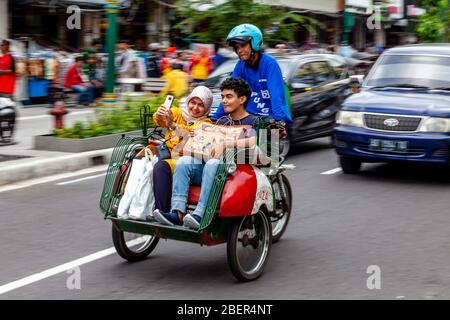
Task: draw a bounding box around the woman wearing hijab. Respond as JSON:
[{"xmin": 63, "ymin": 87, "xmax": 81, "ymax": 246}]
[{"xmin": 152, "ymin": 86, "xmax": 214, "ymax": 214}]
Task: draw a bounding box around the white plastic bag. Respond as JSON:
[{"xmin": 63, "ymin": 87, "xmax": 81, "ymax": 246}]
[
  {"xmin": 117, "ymin": 148, "xmax": 157, "ymax": 220},
  {"xmin": 128, "ymin": 150, "xmax": 158, "ymax": 220}
]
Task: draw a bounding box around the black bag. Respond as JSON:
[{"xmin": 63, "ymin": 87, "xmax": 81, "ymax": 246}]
[{"xmin": 156, "ymin": 142, "xmax": 171, "ymax": 160}]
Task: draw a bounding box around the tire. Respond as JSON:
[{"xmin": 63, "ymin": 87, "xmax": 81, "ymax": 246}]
[
  {"xmin": 329, "ymin": 134, "xmax": 335, "ymax": 148},
  {"xmin": 111, "ymin": 221, "xmax": 159, "ymax": 262},
  {"xmin": 227, "ymin": 210, "xmax": 272, "ymax": 282},
  {"xmin": 339, "ymin": 156, "xmax": 362, "ymax": 174},
  {"xmin": 271, "ymin": 174, "xmax": 292, "ymax": 243}
]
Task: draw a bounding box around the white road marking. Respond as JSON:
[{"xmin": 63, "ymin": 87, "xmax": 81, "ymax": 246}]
[
  {"xmin": 56, "ymin": 173, "xmax": 106, "ymax": 185},
  {"xmin": 320, "ymin": 168, "xmax": 342, "ymax": 175},
  {"xmin": 0, "ymin": 165, "xmax": 107, "ymax": 193},
  {"xmin": 18, "ymin": 110, "xmax": 94, "ymax": 121},
  {"xmin": 0, "ymin": 237, "xmax": 148, "ymax": 295}
]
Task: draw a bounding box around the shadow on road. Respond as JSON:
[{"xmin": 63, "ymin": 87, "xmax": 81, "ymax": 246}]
[{"xmin": 354, "ymin": 162, "xmax": 450, "ymax": 185}]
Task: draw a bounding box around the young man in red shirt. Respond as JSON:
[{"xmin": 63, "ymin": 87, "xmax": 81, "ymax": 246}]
[
  {"xmin": 0, "ymin": 40, "xmax": 17, "ymax": 98},
  {"xmin": 64, "ymin": 56, "xmax": 95, "ymax": 106}
]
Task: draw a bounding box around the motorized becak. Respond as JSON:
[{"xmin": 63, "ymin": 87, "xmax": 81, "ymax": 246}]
[{"xmin": 100, "ymin": 110, "xmax": 294, "ymax": 281}]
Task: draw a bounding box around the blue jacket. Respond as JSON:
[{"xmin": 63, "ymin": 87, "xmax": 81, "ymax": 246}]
[{"xmin": 212, "ymin": 53, "xmax": 292, "ymax": 124}]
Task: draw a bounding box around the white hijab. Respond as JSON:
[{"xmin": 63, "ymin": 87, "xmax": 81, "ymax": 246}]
[{"xmin": 182, "ymin": 86, "xmax": 213, "ymax": 126}]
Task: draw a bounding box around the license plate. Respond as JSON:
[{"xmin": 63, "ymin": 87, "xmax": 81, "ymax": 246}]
[{"xmin": 369, "ymin": 139, "xmax": 408, "ymax": 152}]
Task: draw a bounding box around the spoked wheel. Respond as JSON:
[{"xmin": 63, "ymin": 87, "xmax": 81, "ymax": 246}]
[
  {"xmin": 111, "ymin": 221, "xmax": 159, "ymax": 262},
  {"xmin": 271, "ymin": 174, "xmax": 292, "ymax": 243},
  {"xmin": 227, "ymin": 210, "xmax": 272, "ymax": 282},
  {"xmin": 280, "ymin": 134, "xmax": 291, "ymax": 159}
]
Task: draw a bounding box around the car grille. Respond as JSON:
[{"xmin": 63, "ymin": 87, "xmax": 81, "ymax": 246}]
[
  {"xmin": 354, "ymin": 142, "xmax": 425, "ymax": 156},
  {"xmin": 364, "ymin": 114, "xmax": 421, "ymax": 132}
]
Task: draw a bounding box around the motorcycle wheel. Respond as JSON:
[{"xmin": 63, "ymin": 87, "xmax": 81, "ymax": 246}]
[
  {"xmin": 271, "ymin": 174, "xmax": 292, "ymax": 243},
  {"xmin": 227, "ymin": 210, "xmax": 272, "ymax": 282}
]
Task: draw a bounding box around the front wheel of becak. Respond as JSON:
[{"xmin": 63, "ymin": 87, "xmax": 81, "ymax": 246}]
[
  {"xmin": 227, "ymin": 210, "xmax": 272, "ymax": 282},
  {"xmin": 111, "ymin": 221, "xmax": 159, "ymax": 262},
  {"xmin": 271, "ymin": 174, "xmax": 292, "ymax": 243}
]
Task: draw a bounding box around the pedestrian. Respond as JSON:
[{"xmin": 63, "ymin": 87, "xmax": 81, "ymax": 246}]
[
  {"xmin": 190, "ymin": 46, "xmax": 212, "ymax": 83},
  {"xmin": 64, "ymin": 56, "xmax": 95, "ymax": 106},
  {"xmin": 147, "ymin": 43, "xmax": 162, "ymax": 78},
  {"xmin": 0, "ymin": 40, "xmax": 17, "ymax": 99},
  {"xmin": 160, "ymin": 62, "xmax": 189, "ymax": 99},
  {"xmin": 212, "ymin": 23, "xmax": 292, "ymax": 125},
  {"xmin": 115, "ymin": 39, "xmax": 133, "ymax": 78}
]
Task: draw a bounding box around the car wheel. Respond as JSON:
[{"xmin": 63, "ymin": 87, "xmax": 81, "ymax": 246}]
[
  {"xmin": 329, "ymin": 134, "xmax": 335, "ymax": 148},
  {"xmin": 339, "ymin": 156, "xmax": 361, "ymax": 174}
]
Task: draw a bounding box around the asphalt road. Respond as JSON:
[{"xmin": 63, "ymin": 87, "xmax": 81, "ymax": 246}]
[{"xmin": 1, "ymin": 138, "xmax": 450, "ymax": 300}]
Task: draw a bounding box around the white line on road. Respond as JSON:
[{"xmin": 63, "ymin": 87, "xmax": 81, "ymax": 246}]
[
  {"xmin": 56, "ymin": 173, "xmax": 106, "ymax": 185},
  {"xmin": 320, "ymin": 168, "xmax": 342, "ymax": 175},
  {"xmin": 0, "ymin": 165, "xmax": 107, "ymax": 193},
  {"xmin": 18, "ymin": 110, "xmax": 94, "ymax": 121},
  {"xmin": 0, "ymin": 237, "xmax": 147, "ymax": 295}
]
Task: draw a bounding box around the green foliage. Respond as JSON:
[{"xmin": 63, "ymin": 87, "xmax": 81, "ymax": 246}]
[
  {"xmin": 417, "ymin": 0, "xmax": 450, "ymax": 42},
  {"xmin": 175, "ymin": 0, "xmax": 323, "ymax": 46},
  {"xmin": 53, "ymin": 96, "xmax": 178, "ymax": 139}
]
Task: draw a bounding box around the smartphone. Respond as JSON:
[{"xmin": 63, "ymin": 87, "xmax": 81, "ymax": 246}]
[{"xmin": 163, "ymin": 95, "xmax": 174, "ymax": 109}]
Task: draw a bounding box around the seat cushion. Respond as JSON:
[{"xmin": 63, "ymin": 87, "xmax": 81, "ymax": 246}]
[{"xmin": 187, "ymin": 186, "xmax": 201, "ymax": 205}]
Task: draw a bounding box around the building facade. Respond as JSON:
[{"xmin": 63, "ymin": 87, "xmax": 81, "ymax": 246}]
[
  {"xmin": 0, "ymin": 0, "xmax": 11, "ymax": 40},
  {"xmin": 10, "ymin": 0, "xmax": 174, "ymax": 51}
]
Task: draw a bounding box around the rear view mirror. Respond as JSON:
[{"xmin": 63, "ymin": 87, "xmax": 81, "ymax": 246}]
[
  {"xmin": 349, "ymin": 75, "xmax": 364, "ymax": 93},
  {"xmin": 350, "ymin": 74, "xmax": 365, "ymax": 84}
]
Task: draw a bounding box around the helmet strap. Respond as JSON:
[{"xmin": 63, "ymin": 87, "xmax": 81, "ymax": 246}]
[{"xmin": 249, "ymin": 49, "xmax": 259, "ymax": 65}]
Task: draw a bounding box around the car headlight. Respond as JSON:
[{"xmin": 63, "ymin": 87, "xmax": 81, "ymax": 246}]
[
  {"xmin": 418, "ymin": 117, "xmax": 450, "ymax": 132},
  {"xmin": 336, "ymin": 111, "xmax": 364, "ymax": 127}
]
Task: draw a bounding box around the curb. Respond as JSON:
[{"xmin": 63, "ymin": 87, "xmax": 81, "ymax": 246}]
[{"xmin": 0, "ymin": 148, "xmax": 113, "ymax": 187}]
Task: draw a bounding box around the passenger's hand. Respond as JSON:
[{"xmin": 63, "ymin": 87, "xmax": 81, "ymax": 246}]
[
  {"xmin": 155, "ymin": 105, "xmax": 167, "ymax": 119},
  {"xmin": 166, "ymin": 109, "xmax": 174, "ymax": 129}
]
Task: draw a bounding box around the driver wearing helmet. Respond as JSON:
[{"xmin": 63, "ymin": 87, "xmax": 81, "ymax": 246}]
[{"xmin": 211, "ymin": 24, "xmax": 292, "ymax": 125}]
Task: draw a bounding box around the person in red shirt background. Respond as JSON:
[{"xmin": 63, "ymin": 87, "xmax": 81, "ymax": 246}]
[
  {"xmin": 0, "ymin": 40, "xmax": 17, "ymax": 98},
  {"xmin": 160, "ymin": 46, "xmax": 178, "ymax": 77},
  {"xmin": 64, "ymin": 56, "xmax": 95, "ymax": 106}
]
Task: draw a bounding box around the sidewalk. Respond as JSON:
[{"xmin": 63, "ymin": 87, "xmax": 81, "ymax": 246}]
[
  {"xmin": 0, "ymin": 105, "xmax": 111, "ymax": 187},
  {"xmin": 0, "ymin": 146, "xmax": 113, "ymax": 187}
]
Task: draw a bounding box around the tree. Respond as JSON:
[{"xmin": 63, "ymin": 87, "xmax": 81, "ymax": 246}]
[
  {"xmin": 416, "ymin": 0, "xmax": 450, "ymax": 42},
  {"xmin": 174, "ymin": 0, "xmax": 323, "ymax": 46}
]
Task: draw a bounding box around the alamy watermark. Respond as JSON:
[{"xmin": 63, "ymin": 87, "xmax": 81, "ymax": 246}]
[
  {"xmin": 367, "ymin": 6, "xmax": 382, "ymax": 30},
  {"xmin": 67, "ymin": 6, "xmax": 81, "ymax": 30},
  {"xmin": 49, "ymin": 3, "xmax": 81, "ymax": 30},
  {"xmin": 366, "ymin": 265, "xmax": 381, "ymax": 290},
  {"xmin": 66, "ymin": 267, "xmax": 81, "ymax": 290}
]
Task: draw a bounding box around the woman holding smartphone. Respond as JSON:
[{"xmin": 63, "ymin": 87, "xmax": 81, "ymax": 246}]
[{"xmin": 152, "ymin": 86, "xmax": 213, "ymax": 215}]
